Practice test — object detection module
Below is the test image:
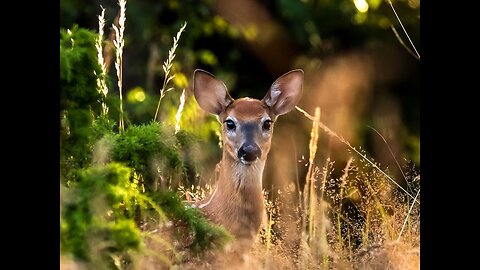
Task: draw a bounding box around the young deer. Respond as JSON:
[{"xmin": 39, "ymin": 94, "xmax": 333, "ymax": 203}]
[{"xmin": 192, "ymin": 69, "xmax": 304, "ymax": 249}]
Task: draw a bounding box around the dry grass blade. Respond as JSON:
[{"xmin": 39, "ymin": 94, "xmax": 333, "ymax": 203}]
[
  {"xmin": 302, "ymin": 107, "xmax": 320, "ymax": 244},
  {"xmin": 397, "ymin": 188, "xmax": 420, "ymax": 242},
  {"xmin": 174, "ymin": 89, "xmax": 186, "ymax": 134}
]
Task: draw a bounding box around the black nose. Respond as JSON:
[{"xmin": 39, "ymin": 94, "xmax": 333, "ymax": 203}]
[{"xmin": 238, "ymin": 144, "xmax": 261, "ymax": 162}]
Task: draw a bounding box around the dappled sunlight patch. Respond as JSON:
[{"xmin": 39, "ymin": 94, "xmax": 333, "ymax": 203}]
[{"xmin": 354, "ymin": 0, "xmax": 369, "ymax": 13}]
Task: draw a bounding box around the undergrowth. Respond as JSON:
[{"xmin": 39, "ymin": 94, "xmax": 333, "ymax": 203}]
[
  {"xmin": 60, "ymin": 1, "xmax": 231, "ymax": 269},
  {"xmin": 248, "ymin": 109, "xmax": 420, "ymax": 270},
  {"xmin": 60, "ymin": 1, "xmax": 419, "ymax": 269}
]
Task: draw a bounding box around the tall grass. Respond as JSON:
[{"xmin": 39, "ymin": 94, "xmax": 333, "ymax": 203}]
[
  {"xmin": 267, "ymin": 106, "xmax": 421, "ymax": 269},
  {"xmin": 298, "ymin": 107, "xmax": 331, "ymax": 268},
  {"xmin": 174, "ymin": 89, "xmax": 186, "ymax": 134},
  {"xmin": 173, "ymin": 104, "xmax": 420, "ymax": 270},
  {"xmin": 95, "ymin": 5, "xmax": 109, "ymax": 116},
  {"xmin": 154, "ymin": 22, "xmax": 187, "ymax": 122},
  {"xmin": 112, "ymin": 0, "xmax": 127, "ymax": 132}
]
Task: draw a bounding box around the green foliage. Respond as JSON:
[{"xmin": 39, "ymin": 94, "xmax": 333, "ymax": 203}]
[
  {"xmin": 110, "ymin": 121, "xmax": 185, "ymax": 190},
  {"xmin": 60, "ymin": 18, "xmax": 231, "ymax": 267},
  {"xmin": 276, "ymin": 0, "xmax": 395, "ymax": 53},
  {"xmin": 60, "ymin": 25, "xmax": 104, "ymax": 180},
  {"xmin": 152, "ymin": 191, "xmax": 233, "ymax": 254},
  {"xmin": 61, "ymin": 109, "xmax": 95, "ymax": 171},
  {"xmin": 166, "ymin": 94, "xmax": 221, "ymax": 142},
  {"xmin": 124, "ymin": 86, "xmax": 158, "ymax": 123},
  {"xmin": 60, "ymin": 25, "xmax": 102, "ymax": 112},
  {"xmin": 91, "ymin": 115, "xmax": 117, "ymax": 140},
  {"xmin": 60, "ymin": 163, "xmax": 146, "ymax": 263}
]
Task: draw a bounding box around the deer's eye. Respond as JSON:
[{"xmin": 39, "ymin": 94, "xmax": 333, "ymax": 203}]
[
  {"xmin": 225, "ymin": 119, "xmax": 236, "ymax": 130},
  {"xmin": 262, "ymin": 120, "xmax": 272, "ymax": 131}
]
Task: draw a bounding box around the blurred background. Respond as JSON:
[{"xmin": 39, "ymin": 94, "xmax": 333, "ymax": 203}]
[{"xmin": 60, "ymin": 0, "xmax": 419, "ymax": 189}]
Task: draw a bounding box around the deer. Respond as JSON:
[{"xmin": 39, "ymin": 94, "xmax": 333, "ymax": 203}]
[{"xmin": 191, "ymin": 69, "xmax": 304, "ymax": 252}]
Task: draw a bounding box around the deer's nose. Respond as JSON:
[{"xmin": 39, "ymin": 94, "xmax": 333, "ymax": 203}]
[{"xmin": 238, "ymin": 144, "xmax": 261, "ymax": 163}]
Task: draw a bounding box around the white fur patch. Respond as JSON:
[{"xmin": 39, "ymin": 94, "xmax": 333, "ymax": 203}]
[
  {"xmin": 265, "ymin": 86, "xmax": 282, "ymax": 107},
  {"xmin": 232, "ymin": 161, "xmax": 265, "ymax": 191}
]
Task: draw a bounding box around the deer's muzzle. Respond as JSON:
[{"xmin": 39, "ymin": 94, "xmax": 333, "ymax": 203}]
[{"xmin": 238, "ymin": 144, "xmax": 261, "ymax": 164}]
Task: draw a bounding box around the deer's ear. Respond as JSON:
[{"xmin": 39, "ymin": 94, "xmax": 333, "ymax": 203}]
[
  {"xmin": 262, "ymin": 69, "xmax": 304, "ymax": 116},
  {"xmin": 193, "ymin": 69, "xmax": 234, "ymax": 115}
]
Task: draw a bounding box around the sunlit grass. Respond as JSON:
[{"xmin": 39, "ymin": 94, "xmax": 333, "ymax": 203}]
[
  {"xmin": 296, "ymin": 106, "xmax": 417, "ymax": 203},
  {"xmin": 112, "ymin": 0, "xmax": 127, "ymax": 132},
  {"xmin": 258, "ymin": 106, "xmax": 418, "ymax": 269},
  {"xmin": 153, "ymin": 21, "xmax": 187, "ymax": 122},
  {"xmin": 95, "ymin": 5, "xmax": 109, "ymax": 116},
  {"xmin": 174, "ymin": 105, "xmax": 420, "ymax": 270},
  {"xmin": 174, "ymin": 89, "xmax": 186, "ymax": 134}
]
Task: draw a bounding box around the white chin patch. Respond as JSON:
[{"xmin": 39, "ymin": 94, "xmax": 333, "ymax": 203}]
[{"xmin": 240, "ymin": 157, "xmax": 255, "ymax": 165}]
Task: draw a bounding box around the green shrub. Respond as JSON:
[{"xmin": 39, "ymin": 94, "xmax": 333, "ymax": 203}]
[
  {"xmin": 60, "ymin": 25, "xmax": 104, "ymax": 181},
  {"xmin": 111, "ymin": 122, "xmax": 185, "ymax": 191},
  {"xmin": 59, "ymin": 21, "xmax": 232, "ymax": 268},
  {"xmin": 152, "ymin": 191, "xmax": 233, "ymax": 254},
  {"xmin": 60, "ymin": 163, "xmax": 148, "ymax": 263}
]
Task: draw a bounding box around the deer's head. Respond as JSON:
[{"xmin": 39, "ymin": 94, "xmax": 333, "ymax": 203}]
[{"xmin": 193, "ymin": 69, "xmax": 303, "ymax": 166}]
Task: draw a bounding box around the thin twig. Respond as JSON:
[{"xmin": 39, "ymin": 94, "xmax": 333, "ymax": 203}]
[
  {"xmin": 387, "ymin": 0, "xmax": 420, "ymax": 59},
  {"xmin": 390, "ymin": 25, "xmax": 420, "ymax": 60}
]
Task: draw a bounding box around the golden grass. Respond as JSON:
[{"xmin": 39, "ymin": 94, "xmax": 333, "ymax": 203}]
[
  {"xmin": 112, "ymin": 0, "xmax": 127, "ymax": 132},
  {"xmin": 294, "ymin": 106, "xmax": 419, "ymax": 270},
  {"xmin": 174, "ymin": 89, "xmax": 186, "ymax": 134},
  {"xmin": 95, "ymin": 5, "xmax": 109, "ymax": 116},
  {"xmin": 162, "ymin": 105, "xmax": 420, "ymax": 270},
  {"xmin": 154, "ymin": 21, "xmax": 187, "ymax": 122}
]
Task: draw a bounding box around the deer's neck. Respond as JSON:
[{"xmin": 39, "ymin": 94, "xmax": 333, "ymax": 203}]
[{"xmin": 199, "ymin": 155, "xmax": 266, "ymax": 240}]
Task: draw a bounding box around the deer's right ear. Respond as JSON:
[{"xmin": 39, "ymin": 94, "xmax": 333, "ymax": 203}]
[
  {"xmin": 193, "ymin": 69, "xmax": 234, "ymax": 115},
  {"xmin": 262, "ymin": 69, "xmax": 303, "ymax": 117}
]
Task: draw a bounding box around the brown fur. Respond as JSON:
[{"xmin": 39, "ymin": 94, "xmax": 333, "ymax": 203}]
[{"xmin": 192, "ymin": 69, "xmax": 303, "ymax": 252}]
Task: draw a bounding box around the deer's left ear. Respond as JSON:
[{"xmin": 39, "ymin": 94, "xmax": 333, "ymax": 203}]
[
  {"xmin": 193, "ymin": 69, "xmax": 234, "ymax": 115},
  {"xmin": 262, "ymin": 69, "xmax": 304, "ymax": 116}
]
